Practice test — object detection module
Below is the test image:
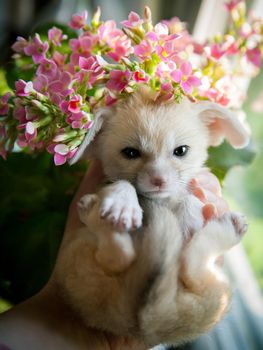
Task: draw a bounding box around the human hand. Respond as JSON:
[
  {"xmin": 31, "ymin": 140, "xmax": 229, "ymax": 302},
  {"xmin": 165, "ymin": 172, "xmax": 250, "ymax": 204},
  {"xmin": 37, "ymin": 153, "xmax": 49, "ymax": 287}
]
[
  {"xmin": 190, "ymin": 170, "xmax": 229, "ymax": 222},
  {"xmin": 63, "ymin": 160, "xmax": 147, "ymax": 350}
]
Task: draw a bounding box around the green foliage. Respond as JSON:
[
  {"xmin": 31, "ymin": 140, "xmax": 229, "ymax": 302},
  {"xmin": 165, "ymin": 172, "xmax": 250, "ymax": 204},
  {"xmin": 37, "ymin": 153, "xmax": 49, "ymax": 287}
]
[
  {"xmin": 207, "ymin": 142, "xmax": 256, "ymax": 182},
  {"xmin": 243, "ymin": 218, "xmax": 263, "ymax": 290},
  {"xmin": 0, "ymin": 152, "xmax": 86, "ymax": 303}
]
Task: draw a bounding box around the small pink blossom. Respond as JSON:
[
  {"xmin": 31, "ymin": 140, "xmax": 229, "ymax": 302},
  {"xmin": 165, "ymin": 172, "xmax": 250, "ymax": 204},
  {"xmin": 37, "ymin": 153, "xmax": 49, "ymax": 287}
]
[
  {"xmin": 98, "ymin": 20, "xmax": 122, "ymax": 43},
  {"xmin": 25, "ymin": 121, "xmax": 37, "ymax": 141},
  {"xmin": 11, "ymin": 36, "xmax": 28, "ymax": 53},
  {"xmin": 0, "ymin": 93, "xmax": 11, "ymax": 115},
  {"xmin": 171, "ymin": 62, "xmax": 201, "ymax": 94},
  {"xmin": 246, "ymin": 47, "xmax": 261, "ymax": 68},
  {"xmin": 52, "ymin": 51, "xmax": 67, "ymax": 67},
  {"xmin": 66, "ymin": 111, "xmax": 93, "ymax": 129},
  {"xmin": 47, "ymin": 143, "xmax": 77, "ymax": 165},
  {"xmin": 78, "ymin": 56, "xmax": 104, "ymax": 86},
  {"xmin": 106, "ymin": 70, "xmax": 131, "ymax": 92},
  {"xmin": 60, "ymin": 95, "xmax": 83, "ymax": 114},
  {"xmin": 24, "ymin": 34, "xmax": 49, "ymax": 63},
  {"xmin": 225, "ymin": 0, "xmax": 241, "ymax": 12},
  {"xmin": 154, "ymin": 23, "xmax": 169, "ymax": 36},
  {"xmin": 48, "ymin": 27, "xmax": 66, "ymax": 46},
  {"xmin": 13, "ymin": 105, "xmax": 27, "ymax": 122},
  {"xmin": 134, "ymin": 40, "xmax": 154, "ymax": 59},
  {"xmin": 156, "ymin": 61, "xmax": 177, "ymax": 79},
  {"xmin": 121, "ymin": 11, "xmax": 144, "ymax": 29},
  {"xmin": 161, "ymin": 17, "xmax": 185, "ymax": 34},
  {"xmin": 37, "ymin": 58, "xmax": 57, "ymax": 78},
  {"xmin": 69, "ymin": 36, "xmax": 96, "ymax": 66},
  {"xmin": 156, "ymin": 35, "xmax": 181, "ymax": 61},
  {"xmin": 107, "ymin": 38, "xmax": 132, "ymax": 62},
  {"xmin": 33, "ymin": 74, "xmax": 49, "ymax": 94},
  {"xmin": 48, "ymin": 71, "xmax": 73, "ymax": 99},
  {"xmin": 15, "ymin": 80, "xmax": 35, "ymax": 96},
  {"xmin": 202, "ymin": 87, "xmax": 230, "ymax": 106},
  {"xmin": 69, "ymin": 10, "xmax": 88, "ymax": 30},
  {"xmin": 105, "ymin": 94, "xmax": 117, "ymax": 106},
  {"xmin": 98, "ymin": 20, "xmax": 132, "ymax": 61},
  {"xmin": 159, "ymin": 82, "xmax": 174, "ymax": 100},
  {"xmin": 133, "ymin": 70, "xmax": 149, "ymax": 83},
  {"xmin": 205, "ymin": 44, "xmax": 225, "ymax": 60}
]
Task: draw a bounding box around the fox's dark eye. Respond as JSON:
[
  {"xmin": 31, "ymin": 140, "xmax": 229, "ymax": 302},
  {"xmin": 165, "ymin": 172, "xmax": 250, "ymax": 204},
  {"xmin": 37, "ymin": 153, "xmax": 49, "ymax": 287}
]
[
  {"xmin": 173, "ymin": 145, "xmax": 189, "ymax": 157},
  {"xmin": 121, "ymin": 147, "xmax": 141, "ymax": 159}
]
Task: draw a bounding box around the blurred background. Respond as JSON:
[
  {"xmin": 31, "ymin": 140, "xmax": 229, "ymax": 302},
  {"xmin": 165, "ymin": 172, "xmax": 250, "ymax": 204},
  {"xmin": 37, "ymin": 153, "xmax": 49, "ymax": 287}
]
[{"xmin": 0, "ymin": 0, "xmax": 262, "ymax": 349}]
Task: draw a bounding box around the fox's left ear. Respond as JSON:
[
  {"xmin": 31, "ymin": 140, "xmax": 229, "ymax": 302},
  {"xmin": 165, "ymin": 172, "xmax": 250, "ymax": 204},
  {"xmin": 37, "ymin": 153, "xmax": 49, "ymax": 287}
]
[
  {"xmin": 194, "ymin": 101, "xmax": 250, "ymax": 149},
  {"xmin": 68, "ymin": 107, "xmax": 110, "ymax": 165}
]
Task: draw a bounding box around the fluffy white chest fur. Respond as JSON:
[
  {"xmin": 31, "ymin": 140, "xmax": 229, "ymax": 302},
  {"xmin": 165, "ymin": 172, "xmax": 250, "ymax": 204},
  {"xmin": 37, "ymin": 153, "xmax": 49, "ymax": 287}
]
[{"xmin": 54, "ymin": 91, "xmax": 248, "ymax": 347}]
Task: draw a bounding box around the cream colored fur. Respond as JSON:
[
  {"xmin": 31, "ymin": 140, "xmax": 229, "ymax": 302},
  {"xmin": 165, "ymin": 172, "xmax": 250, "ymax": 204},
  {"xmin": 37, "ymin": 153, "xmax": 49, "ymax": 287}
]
[{"xmin": 53, "ymin": 91, "xmax": 248, "ymax": 347}]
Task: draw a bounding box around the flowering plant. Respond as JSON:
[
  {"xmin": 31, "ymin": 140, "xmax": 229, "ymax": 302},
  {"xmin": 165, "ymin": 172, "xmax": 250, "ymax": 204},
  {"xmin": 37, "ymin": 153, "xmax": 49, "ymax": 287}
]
[{"xmin": 0, "ymin": 1, "xmax": 262, "ymax": 165}]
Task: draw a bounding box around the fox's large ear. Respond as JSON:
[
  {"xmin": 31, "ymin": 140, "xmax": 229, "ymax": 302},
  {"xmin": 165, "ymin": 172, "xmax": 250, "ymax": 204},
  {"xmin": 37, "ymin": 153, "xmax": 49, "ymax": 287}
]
[
  {"xmin": 194, "ymin": 101, "xmax": 250, "ymax": 149},
  {"xmin": 69, "ymin": 108, "xmax": 110, "ymax": 165}
]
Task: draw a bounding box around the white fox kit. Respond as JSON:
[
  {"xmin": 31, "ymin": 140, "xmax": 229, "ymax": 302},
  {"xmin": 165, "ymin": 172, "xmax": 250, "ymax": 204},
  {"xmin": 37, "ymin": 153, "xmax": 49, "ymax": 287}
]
[{"xmin": 54, "ymin": 89, "xmax": 249, "ymax": 347}]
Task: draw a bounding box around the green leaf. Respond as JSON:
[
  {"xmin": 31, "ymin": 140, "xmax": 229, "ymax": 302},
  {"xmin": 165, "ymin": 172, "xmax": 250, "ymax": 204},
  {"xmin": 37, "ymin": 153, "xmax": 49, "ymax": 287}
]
[
  {"xmin": 6, "ymin": 58, "xmax": 36, "ymax": 90},
  {"xmin": 206, "ymin": 141, "xmax": 256, "ymax": 182},
  {"xmin": 0, "ymin": 152, "xmax": 87, "ymax": 303}
]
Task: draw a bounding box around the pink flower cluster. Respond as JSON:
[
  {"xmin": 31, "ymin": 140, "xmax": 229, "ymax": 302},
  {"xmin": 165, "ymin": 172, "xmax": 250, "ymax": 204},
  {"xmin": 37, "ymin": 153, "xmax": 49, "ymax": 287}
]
[{"xmin": 0, "ymin": 1, "xmax": 262, "ymax": 165}]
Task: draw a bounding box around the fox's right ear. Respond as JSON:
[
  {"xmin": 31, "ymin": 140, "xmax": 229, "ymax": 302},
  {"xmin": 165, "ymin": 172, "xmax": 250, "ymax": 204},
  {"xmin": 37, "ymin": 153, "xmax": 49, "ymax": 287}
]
[{"xmin": 69, "ymin": 107, "xmax": 110, "ymax": 165}]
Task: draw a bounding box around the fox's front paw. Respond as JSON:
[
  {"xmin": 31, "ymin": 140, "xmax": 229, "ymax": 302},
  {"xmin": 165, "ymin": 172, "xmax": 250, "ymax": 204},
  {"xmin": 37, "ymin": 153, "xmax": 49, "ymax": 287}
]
[
  {"xmin": 230, "ymin": 212, "xmax": 248, "ymax": 237},
  {"xmin": 217, "ymin": 211, "xmax": 248, "ymax": 249},
  {"xmin": 99, "ymin": 194, "xmax": 143, "ymax": 232},
  {"xmin": 77, "ymin": 194, "xmax": 98, "ymax": 225}
]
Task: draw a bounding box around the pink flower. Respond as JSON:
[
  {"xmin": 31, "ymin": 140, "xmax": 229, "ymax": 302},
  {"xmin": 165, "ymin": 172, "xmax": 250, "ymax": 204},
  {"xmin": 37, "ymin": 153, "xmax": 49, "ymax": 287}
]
[
  {"xmin": 33, "ymin": 74, "xmax": 49, "ymax": 94},
  {"xmin": 69, "ymin": 10, "xmax": 88, "ymax": 30},
  {"xmin": 25, "ymin": 121, "xmax": 37, "ymax": 141},
  {"xmin": 106, "ymin": 70, "xmax": 131, "ymax": 92},
  {"xmin": 107, "ymin": 38, "xmax": 132, "ymax": 62},
  {"xmin": 52, "ymin": 51, "xmax": 67, "ymax": 67},
  {"xmin": 47, "ymin": 143, "xmax": 77, "ymax": 165},
  {"xmin": 161, "ymin": 17, "xmax": 185, "ymax": 34},
  {"xmin": 133, "ymin": 70, "xmax": 149, "ymax": 83},
  {"xmin": 121, "ymin": 11, "xmax": 144, "ymax": 29},
  {"xmin": 225, "ymin": 0, "xmax": 241, "ymax": 12},
  {"xmin": 0, "ymin": 93, "xmax": 11, "ymax": 115},
  {"xmin": 15, "ymin": 80, "xmax": 35, "ymax": 96},
  {"xmin": 78, "ymin": 56, "xmax": 104, "ymax": 86},
  {"xmin": 156, "ymin": 34, "xmax": 181, "ymax": 61},
  {"xmin": 69, "ymin": 36, "xmax": 96, "ymax": 66},
  {"xmin": 48, "ymin": 71, "xmax": 73, "ymax": 99},
  {"xmin": 60, "ymin": 95, "xmax": 83, "ymax": 114},
  {"xmin": 11, "ymin": 36, "xmax": 28, "ymax": 53},
  {"xmin": 98, "ymin": 20, "xmax": 120, "ymax": 42},
  {"xmin": 205, "ymin": 44, "xmax": 225, "ymax": 60},
  {"xmin": 202, "ymin": 87, "xmax": 230, "ymax": 106},
  {"xmin": 246, "ymin": 47, "xmax": 261, "ymax": 68},
  {"xmin": 13, "ymin": 105, "xmax": 27, "ymax": 122},
  {"xmin": 37, "ymin": 58, "xmax": 57, "ymax": 78},
  {"xmin": 66, "ymin": 111, "xmax": 93, "ymax": 129},
  {"xmin": 105, "ymin": 94, "xmax": 118, "ymax": 106},
  {"xmin": 134, "ymin": 40, "xmax": 154, "ymax": 59},
  {"xmin": 156, "ymin": 61, "xmax": 177, "ymax": 79},
  {"xmin": 24, "ymin": 34, "xmax": 49, "ymax": 63},
  {"xmin": 171, "ymin": 62, "xmax": 201, "ymax": 94},
  {"xmin": 48, "ymin": 27, "xmax": 65, "ymax": 46},
  {"xmin": 159, "ymin": 82, "xmax": 174, "ymax": 101},
  {"xmin": 154, "ymin": 23, "xmax": 169, "ymax": 36}
]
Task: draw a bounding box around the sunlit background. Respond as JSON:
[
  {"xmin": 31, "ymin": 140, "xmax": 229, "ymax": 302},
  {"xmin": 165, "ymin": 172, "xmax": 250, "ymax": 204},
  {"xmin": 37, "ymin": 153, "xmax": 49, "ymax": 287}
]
[{"xmin": 0, "ymin": 1, "xmax": 262, "ymax": 349}]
